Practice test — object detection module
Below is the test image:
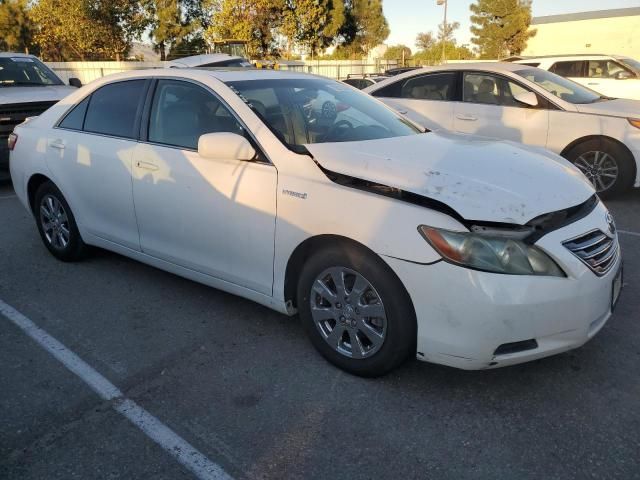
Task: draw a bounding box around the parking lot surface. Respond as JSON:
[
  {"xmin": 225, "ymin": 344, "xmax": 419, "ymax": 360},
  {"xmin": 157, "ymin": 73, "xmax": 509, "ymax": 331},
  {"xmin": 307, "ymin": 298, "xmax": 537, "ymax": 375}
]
[{"xmin": 1, "ymin": 179, "xmax": 639, "ymax": 480}]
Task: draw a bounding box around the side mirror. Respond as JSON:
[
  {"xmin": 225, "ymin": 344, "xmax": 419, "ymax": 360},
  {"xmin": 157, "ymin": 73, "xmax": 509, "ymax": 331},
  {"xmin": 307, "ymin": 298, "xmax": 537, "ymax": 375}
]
[
  {"xmin": 615, "ymin": 70, "xmax": 633, "ymax": 80},
  {"xmin": 69, "ymin": 77, "xmax": 82, "ymax": 88},
  {"xmin": 198, "ymin": 132, "xmax": 256, "ymax": 161},
  {"xmin": 513, "ymin": 91, "xmax": 538, "ymax": 107}
]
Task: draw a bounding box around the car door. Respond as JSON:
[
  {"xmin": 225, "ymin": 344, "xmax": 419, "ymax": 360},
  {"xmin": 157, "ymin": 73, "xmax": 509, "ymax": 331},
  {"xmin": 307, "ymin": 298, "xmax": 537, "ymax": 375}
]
[
  {"xmin": 47, "ymin": 79, "xmax": 148, "ymax": 250},
  {"xmin": 131, "ymin": 78, "xmax": 277, "ymax": 295},
  {"xmin": 453, "ymin": 72, "xmax": 549, "ymax": 147},
  {"xmin": 371, "ymin": 72, "xmax": 457, "ymax": 130}
]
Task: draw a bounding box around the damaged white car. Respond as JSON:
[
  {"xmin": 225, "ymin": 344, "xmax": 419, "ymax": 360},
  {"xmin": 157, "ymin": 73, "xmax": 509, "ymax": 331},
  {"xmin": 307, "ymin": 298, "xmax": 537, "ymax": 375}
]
[{"xmin": 9, "ymin": 69, "xmax": 623, "ymax": 376}]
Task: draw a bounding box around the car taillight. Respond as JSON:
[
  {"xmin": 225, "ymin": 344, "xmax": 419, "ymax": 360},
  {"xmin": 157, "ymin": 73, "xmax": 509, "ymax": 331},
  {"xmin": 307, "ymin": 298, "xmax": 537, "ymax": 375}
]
[{"xmin": 8, "ymin": 133, "xmax": 18, "ymax": 151}]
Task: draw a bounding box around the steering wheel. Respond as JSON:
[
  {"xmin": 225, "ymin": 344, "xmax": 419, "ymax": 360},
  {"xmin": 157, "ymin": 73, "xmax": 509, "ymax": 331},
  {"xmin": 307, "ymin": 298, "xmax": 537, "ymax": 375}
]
[
  {"xmin": 321, "ymin": 101, "xmax": 338, "ymax": 120},
  {"xmin": 325, "ymin": 119, "xmax": 354, "ymax": 141}
]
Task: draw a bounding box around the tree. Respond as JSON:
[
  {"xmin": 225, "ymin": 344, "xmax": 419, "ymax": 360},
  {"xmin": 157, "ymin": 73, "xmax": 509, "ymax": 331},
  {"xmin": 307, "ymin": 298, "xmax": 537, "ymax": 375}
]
[
  {"xmin": 415, "ymin": 31, "xmax": 435, "ymax": 52},
  {"xmin": 31, "ymin": 0, "xmax": 145, "ymax": 61},
  {"xmin": 0, "ymin": 0, "xmax": 35, "ymax": 54},
  {"xmin": 339, "ymin": 0, "xmax": 390, "ymax": 57},
  {"xmin": 469, "ymin": 0, "xmax": 536, "ymax": 59},
  {"xmin": 143, "ymin": 0, "xmax": 195, "ymax": 60},
  {"xmin": 282, "ymin": 0, "xmax": 346, "ymax": 58},
  {"xmin": 437, "ymin": 20, "xmax": 459, "ymax": 43},
  {"xmin": 383, "ymin": 44, "xmax": 411, "ymax": 61},
  {"xmin": 204, "ymin": 0, "xmax": 284, "ymax": 59}
]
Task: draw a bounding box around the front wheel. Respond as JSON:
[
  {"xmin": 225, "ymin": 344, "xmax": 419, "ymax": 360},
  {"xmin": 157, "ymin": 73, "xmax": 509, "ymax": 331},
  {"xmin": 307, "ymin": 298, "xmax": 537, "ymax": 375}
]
[
  {"xmin": 297, "ymin": 244, "xmax": 416, "ymax": 377},
  {"xmin": 565, "ymin": 138, "xmax": 635, "ymax": 198}
]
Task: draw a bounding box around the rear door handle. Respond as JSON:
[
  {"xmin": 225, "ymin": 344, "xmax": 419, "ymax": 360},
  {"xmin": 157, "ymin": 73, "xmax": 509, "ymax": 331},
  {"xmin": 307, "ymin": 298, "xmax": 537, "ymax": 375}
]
[
  {"xmin": 49, "ymin": 139, "xmax": 65, "ymax": 149},
  {"xmin": 397, "ymin": 110, "xmax": 408, "ymax": 115},
  {"xmin": 136, "ymin": 160, "xmax": 159, "ymax": 171},
  {"xmin": 456, "ymin": 114, "xmax": 477, "ymax": 121}
]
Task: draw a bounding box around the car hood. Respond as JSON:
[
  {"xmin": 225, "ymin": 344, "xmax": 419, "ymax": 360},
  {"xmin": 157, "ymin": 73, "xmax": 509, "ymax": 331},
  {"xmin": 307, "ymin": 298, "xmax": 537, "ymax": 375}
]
[
  {"xmin": 0, "ymin": 85, "xmax": 76, "ymax": 104},
  {"xmin": 574, "ymin": 98, "xmax": 640, "ymax": 117},
  {"xmin": 305, "ymin": 131, "xmax": 595, "ymax": 225}
]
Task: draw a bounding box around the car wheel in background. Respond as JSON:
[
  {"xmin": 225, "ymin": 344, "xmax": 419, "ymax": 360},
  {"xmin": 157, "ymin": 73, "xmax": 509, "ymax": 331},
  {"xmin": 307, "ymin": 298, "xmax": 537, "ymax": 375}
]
[
  {"xmin": 297, "ymin": 243, "xmax": 416, "ymax": 377},
  {"xmin": 565, "ymin": 138, "xmax": 635, "ymax": 198},
  {"xmin": 34, "ymin": 181, "xmax": 87, "ymax": 261}
]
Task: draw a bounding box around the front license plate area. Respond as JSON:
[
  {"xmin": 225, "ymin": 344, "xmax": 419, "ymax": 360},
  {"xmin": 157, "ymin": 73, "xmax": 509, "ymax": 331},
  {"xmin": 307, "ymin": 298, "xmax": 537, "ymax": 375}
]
[{"xmin": 612, "ymin": 265, "xmax": 623, "ymax": 311}]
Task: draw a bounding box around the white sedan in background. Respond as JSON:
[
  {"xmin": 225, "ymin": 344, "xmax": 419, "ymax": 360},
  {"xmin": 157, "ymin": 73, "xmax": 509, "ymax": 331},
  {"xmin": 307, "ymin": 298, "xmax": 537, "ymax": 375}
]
[
  {"xmin": 9, "ymin": 69, "xmax": 621, "ymax": 376},
  {"xmin": 366, "ymin": 62, "xmax": 640, "ymax": 197}
]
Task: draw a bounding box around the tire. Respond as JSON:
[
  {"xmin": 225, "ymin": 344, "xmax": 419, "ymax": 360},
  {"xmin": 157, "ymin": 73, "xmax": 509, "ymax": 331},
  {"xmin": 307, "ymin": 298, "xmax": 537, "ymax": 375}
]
[
  {"xmin": 565, "ymin": 138, "xmax": 635, "ymax": 199},
  {"xmin": 33, "ymin": 181, "xmax": 87, "ymax": 261},
  {"xmin": 297, "ymin": 243, "xmax": 416, "ymax": 377}
]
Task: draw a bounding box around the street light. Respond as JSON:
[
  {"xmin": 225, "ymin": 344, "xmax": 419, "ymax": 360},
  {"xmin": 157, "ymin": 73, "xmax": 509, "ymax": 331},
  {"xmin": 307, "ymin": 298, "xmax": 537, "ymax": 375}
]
[{"xmin": 437, "ymin": 0, "xmax": 447, "ymax": 64}]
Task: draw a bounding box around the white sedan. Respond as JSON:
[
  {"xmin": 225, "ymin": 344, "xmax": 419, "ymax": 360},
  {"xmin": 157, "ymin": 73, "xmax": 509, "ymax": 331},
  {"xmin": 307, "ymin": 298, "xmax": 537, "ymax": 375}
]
[
  {"xmin": 365, "ymin": 62, "xmax": 640, "ymax": 197},
  {"xmin": 9, "ymin": 69, "xmax": 622, "ymax": 376}
]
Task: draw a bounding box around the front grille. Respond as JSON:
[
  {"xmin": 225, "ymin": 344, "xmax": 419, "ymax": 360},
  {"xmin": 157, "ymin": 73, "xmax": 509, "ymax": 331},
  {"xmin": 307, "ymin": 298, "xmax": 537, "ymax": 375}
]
[
  {"xmin": 0, "ymin": 101, "xmax": 58, "ymax": 137},
  {"xmin": 563, "ymin": 229, "xmax": 618, "ymax": 276}
]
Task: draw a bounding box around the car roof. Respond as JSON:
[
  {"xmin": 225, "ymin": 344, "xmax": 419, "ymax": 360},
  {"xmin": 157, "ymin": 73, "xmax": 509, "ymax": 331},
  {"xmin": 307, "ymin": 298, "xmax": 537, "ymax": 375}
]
[
  {"xmin": 515, "ymin": 54, "xmax": 616, "ymax": 62},
  {"xmin": 86, "ymin": 68, "xmax": 333, "ymax": 85},
  {"xmin": 168, "ymin": 53, "xmax": 245, "ymax": 67},
  {"xmin": 0, "ymin": 52, "xmax": 35, "ymax": 58}
]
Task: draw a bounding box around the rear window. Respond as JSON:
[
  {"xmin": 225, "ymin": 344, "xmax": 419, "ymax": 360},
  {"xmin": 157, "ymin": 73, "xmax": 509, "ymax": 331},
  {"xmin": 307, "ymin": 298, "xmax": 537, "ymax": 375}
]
[
  {"xmin": 83, "ymin": 80, "xmax": 146, "ymax": 139},
  {"xmin": 59, "ymin": 96, "xmax": 90, "ymax": 130}
]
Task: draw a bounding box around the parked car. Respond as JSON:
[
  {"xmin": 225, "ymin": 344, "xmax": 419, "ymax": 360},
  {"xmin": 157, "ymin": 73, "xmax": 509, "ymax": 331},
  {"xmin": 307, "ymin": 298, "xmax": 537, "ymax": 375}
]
[
  {"xmin": 0, "ymin": 52, "xmax": 80, "ymax": 179},
  {"xmin": 515, "ymin": 55, "xmax": 640, "ymax": 100},
  {"xmin": 9, "ymin": 69, "xmax": 622, "ymax": 376},
  {"xmin": 365, "ymin": 62, "xmax": 640, "ymax": 197},
  {"xmin": 342, "ymin": 73, "xmax": 389, "ymax": 90},
  {"xmin": 168, "ymin": 53, "xmax": 254, "ymax": 69}
]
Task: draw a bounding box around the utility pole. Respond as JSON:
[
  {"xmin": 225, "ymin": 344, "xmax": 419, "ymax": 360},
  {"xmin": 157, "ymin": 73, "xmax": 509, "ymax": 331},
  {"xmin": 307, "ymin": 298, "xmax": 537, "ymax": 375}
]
[{"xmin": 437, "ymin": 0, "xmax": 448, "ymax": 64}]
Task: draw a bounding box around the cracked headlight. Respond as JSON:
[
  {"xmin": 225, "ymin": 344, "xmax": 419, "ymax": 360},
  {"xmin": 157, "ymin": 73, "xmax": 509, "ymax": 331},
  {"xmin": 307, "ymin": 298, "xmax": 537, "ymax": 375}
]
[{"xmin": 419, "ymin": 226, "xmax": 565, "ymax": 277}]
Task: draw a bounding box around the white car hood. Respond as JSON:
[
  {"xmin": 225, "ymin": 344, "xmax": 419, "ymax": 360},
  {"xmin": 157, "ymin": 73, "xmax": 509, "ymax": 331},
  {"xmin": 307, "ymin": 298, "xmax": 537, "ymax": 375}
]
[
  {"xmin": 0, "ymin": 85, "xmax": 76, "ymax": 104},
  {"xmin": 305, "ymin": 131, "xmax": 595, "ymax": 224},
  {"xmin": 574, "ymin": 98, "xmax": 640, "ymax": 117}
]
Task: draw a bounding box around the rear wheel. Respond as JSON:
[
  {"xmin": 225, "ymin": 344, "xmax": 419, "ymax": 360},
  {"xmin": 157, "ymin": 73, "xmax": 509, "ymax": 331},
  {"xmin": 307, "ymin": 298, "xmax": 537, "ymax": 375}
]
[
  {"xmin": 565, "ymin": 138, "xmax": 635, "ymax": 198},
  {"xmin": 34, "ymin": 181, "xmax": 87, "ymax": 261},
  {"xmin": 297, "ymin": 243, "xmax": 416, "ymax": 377}
]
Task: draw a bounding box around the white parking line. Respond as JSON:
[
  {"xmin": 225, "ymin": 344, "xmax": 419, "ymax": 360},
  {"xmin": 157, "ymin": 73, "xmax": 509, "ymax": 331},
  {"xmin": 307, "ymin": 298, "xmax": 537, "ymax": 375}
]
[
  {"xmin": 619, "ymin": 229, "xmax": 640, "ymax": 238},
  {"xmin": 0, "ymin": 299, "xmax": 233, "ymax": 480}
]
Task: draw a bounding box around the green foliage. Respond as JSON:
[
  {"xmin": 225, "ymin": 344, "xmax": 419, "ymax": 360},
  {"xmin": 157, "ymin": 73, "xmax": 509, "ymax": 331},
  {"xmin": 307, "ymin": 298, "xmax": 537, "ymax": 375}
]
[
  {"xmin": 32, "ymin": 0, "xmax": 145, "ymax": 60},
  {"xmin": 142, "ymin": 0, "xmax": 196, "ymax": 60},
  {"xmin": 281, "ymin": 0, "xmax": 346, "ymax": 57},
  {"xmin": 415, "ymin": 31, "xmax": 435, "ymax": 52},
  {"xmin": 383, "ymin": 44, "xmax": 411, "ymax": 61},
  {"xmin": 469, "ymin": 0, "xmax": 536, "ymax": 58},
  {"xmin": 0, "ymin": 0, "xmax": 35, "ymax": 54},
  {"xmin": 412, "ymin": 22, "xmax": 474, "ymax": 66},
  {"xmin": 339, "ymin": 0, "xmax": 390, "ymax": 56}
]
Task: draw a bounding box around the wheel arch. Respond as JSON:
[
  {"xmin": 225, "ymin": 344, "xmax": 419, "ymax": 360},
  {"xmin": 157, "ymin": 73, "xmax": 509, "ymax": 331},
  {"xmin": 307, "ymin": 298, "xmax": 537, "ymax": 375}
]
[
  {"xmin": 27, "ymin": 173, "xmax": 53, "ymax": 215},
  {"xmin": 283, "ymin": 234, "xmax": 416, "ymax": 316},
  {"xmin": 561, "ymin": 134, "xmax": 636, "ymax": 167}
]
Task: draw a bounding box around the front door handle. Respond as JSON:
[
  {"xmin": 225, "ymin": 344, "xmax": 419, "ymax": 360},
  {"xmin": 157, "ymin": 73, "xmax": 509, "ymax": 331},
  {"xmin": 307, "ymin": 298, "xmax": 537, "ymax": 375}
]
[
  {"xmin": 456, "ymin": 114, "xmax": 477, "ymax": 121},
  {"xmin": 397, "ymin": 110, "xmax": 408, "ymax": 115},
  {"xmin": 49, "ymin": 139, "xmax": 65, "ymax": 149},
  {"xmin": 136, "ymin": 160, "xmax": 159, "ymax": 171},
  {"xmin": 588, "ymin": 82, "xmax": 600, "ymax": 86}
]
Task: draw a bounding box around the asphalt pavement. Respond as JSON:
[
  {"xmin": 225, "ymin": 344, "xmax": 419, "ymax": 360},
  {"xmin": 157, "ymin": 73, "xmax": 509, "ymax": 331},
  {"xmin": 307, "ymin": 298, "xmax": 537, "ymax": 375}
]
[{"xmin": 1, "ymin": 178, "xmax": 639, "ymax": 480}]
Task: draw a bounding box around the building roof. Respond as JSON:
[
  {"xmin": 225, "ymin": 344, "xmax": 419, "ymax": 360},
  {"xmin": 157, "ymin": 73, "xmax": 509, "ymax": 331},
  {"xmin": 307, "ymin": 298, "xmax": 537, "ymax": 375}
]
[{"xmin": 532, "ymin": 7, "xmax": 640, "ymax": 25}]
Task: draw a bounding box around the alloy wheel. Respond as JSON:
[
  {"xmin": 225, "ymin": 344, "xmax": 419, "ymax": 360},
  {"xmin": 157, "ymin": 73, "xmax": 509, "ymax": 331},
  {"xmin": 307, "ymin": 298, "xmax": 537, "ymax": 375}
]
[
  {"xmin": 310, "ymin": 267, "xmax": 387, "ymax": 359},
  {"xmin": 39, "ymin": 194, "xmax": 70, "ymax": 250},
  {"xmin": 573, "ymin": 150, "xmax": 619, "ymax": 192}
]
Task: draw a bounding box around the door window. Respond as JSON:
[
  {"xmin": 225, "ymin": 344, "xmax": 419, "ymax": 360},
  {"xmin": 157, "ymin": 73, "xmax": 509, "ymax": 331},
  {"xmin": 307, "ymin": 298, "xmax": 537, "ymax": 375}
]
[
  {"xmin": 549, "ymin": 61, "xmax": 585, "ymax": 78},
  {"xmin": 148, "ymin": 80, "xmax": 243, "ymax": 150},
  {"xmin": 400, "ymin": 73, "xmax": 456, "ymax": 101},
  {"xmin": 463, "ymin": 73, "xmax": 535, "ymax": 107},
  {"xmin": 58, "ymin": 96, "xmax": 90, "ymax": 130},
  {"xmin": 587, "ymin": 60, "xmax": 633, "ymax": 79},
  {"xmin": 83, "ymin": 80, "xmax": 146, "ymax": 138}
]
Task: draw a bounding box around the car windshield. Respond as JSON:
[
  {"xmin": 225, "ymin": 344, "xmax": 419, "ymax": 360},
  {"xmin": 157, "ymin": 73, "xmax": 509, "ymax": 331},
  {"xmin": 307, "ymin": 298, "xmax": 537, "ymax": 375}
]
[
  {"xmin": 0, "ymin": 57, "xmax": 63, "ymax": 87},
  {"xmin": 226, "ymin": 78, "xmax": 421, "ymax": 151},
  {"xmin": 617, "ymin": 57, "xmax": 640, "ymax": 74},
  {"xmin": 515, "ymin": 68, "xmax": 603, "ymax": 104}
]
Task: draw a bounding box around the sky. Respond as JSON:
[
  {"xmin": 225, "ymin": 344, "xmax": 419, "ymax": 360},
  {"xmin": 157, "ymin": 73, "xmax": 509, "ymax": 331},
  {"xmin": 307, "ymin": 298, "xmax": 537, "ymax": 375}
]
[{"xmin": 384, "ymin": 0, "xmax": 640, "ymax": 51}]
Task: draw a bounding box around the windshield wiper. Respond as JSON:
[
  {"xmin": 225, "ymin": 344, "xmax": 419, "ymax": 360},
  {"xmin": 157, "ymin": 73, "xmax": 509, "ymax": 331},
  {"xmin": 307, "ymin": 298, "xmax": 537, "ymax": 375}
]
[{"xmin": 0, "ymin": 81, "xmax": 49, "ymax": 87}]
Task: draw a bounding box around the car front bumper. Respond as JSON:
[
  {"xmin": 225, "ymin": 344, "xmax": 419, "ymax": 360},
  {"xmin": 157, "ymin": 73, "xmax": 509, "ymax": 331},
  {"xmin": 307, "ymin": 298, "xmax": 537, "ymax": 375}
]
[{"xmin": 384, "ymin": 201, "xmax": 621, "ymax": 370}]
